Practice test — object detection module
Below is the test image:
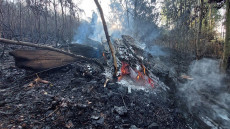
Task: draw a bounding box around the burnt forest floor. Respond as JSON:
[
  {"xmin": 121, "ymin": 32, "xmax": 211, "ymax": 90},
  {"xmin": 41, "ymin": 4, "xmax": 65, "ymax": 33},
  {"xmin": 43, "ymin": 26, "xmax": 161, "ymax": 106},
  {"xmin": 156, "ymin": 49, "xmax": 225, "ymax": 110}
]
[{"xmin": 0, "ymin": 45, "xmax": 195, "ymax": 129}]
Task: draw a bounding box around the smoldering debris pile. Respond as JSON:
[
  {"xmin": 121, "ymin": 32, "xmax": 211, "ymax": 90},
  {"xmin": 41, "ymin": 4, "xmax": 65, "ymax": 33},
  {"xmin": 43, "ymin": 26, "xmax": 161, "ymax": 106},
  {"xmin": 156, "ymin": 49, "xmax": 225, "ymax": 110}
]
[{"xmin": 0, "ymin": 35, "xmax": 200, "ymax": 129}]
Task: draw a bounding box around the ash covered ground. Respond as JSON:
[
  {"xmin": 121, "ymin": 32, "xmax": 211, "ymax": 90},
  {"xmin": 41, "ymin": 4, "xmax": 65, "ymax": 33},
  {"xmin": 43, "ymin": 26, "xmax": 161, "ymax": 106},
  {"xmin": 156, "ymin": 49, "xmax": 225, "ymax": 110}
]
[{"xmin": 0, "ymin": 43, "xmax": 196, "ymax": 129}]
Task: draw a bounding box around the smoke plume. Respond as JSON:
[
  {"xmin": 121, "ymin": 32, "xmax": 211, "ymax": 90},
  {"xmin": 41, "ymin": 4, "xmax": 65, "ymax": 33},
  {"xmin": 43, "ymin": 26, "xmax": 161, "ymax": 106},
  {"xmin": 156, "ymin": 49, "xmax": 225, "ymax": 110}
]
[{"xmin": 178, "ymin": 58, "xmax": 230, "ymax": 128}]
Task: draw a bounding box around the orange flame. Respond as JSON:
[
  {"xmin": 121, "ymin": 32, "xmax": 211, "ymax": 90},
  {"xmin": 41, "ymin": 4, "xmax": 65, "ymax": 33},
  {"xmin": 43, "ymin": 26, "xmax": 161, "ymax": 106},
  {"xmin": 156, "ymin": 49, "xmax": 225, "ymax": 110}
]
[
  {"xmin": 136, "ymin": 71, "xmax": 144, "ymax": 81},
  {"xmin": 118, "ymin": 62, "xmax": 155, "ymax": 88},
  {"xmin": 141, "ymin": 64, "xmax": 146, "ymax": 75},
  {"xmin": 118, "ymin": 76, "xmax": 123, "ymax": 81},
  {"xmin": 103, "ymin": 52, "xmax": 107, "ymax": 60},
  {"xmin": 136, "ymin": 75, "xmax": 140, "ymax": 80},
  {"xmin": 121, "ymin": 62, "xmax": 130, "ymax": 75},
  {"xmin": 118, "ymin": 62, "xmax": 130, "ymax": 81}
]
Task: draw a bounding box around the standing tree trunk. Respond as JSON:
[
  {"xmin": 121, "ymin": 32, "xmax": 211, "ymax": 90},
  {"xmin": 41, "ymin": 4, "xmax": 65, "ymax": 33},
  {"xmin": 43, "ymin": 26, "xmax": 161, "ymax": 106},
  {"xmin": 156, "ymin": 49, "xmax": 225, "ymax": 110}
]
[
  {"xmin": 125, "ymin": 0, "xmax": 129, "ymax": 27},
  {"xmin": 0, "ymin": 0, "xmax": 2, "ymax": 38},
  {"xmin": 60, "ymin": 0, "xmax": 65, "ymax": 42},
  {"xmin": 0, "ymin": 0, "xmax": 4, "ymax": 58},
  {"xmin": 196, "ymin": 0, "xmax": 204, "ymax": 60},
  {"xmin": 53, "ymin": 0, "xmax": 58, "ymax": 46},
  {"xmin": 222, "ymin": 0, "xmax": 230, "ymax": 72},
  {"xmin": 45, "ymin": 0, "xmax": 48, "ymax": 42},
  {"xmin": 134, "ymin": 0, "xmax": 138, "ymax": 36},
  {"xmin": 209, "ymin": 3, "xmax": 213, "ymax": 31},
  {"xmin": 19, "ymin": 0, "xmax": 22, "ymax": 40},
  {"xmin": 94, "ymin": 0, "xmax": 118, "ymax": 77}
]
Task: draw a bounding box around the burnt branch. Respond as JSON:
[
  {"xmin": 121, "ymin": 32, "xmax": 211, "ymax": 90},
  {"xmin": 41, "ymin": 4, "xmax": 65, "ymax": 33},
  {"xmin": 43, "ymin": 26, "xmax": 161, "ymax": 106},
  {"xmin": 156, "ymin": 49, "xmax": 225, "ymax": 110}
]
[{"xmin": 94, "ymin": 0, "xmax": 118, "ymax": 77}]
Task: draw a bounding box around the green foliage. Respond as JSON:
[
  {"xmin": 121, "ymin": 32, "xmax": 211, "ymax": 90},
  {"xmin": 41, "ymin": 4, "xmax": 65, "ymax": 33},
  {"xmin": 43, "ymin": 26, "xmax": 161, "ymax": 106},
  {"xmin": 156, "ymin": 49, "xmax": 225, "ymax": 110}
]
[{"xmin": 159, "ymin": 0, "xmax": 225, "ymax": 57}]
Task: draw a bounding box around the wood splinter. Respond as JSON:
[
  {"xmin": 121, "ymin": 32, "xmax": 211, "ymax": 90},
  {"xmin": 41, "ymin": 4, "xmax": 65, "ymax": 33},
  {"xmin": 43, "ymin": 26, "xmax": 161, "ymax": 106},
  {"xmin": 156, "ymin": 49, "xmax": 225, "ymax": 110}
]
[{"xmin": 104, "ymin": 78, "xmax": 110, "ymax": 87}]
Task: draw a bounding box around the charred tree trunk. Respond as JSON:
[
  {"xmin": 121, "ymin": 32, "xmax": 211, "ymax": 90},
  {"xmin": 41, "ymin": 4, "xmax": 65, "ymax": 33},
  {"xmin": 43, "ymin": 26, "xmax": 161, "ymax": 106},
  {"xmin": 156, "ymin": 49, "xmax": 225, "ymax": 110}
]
[{"xmin": 94, "ymin": 0, "xmax": 118, "ymax": 77}]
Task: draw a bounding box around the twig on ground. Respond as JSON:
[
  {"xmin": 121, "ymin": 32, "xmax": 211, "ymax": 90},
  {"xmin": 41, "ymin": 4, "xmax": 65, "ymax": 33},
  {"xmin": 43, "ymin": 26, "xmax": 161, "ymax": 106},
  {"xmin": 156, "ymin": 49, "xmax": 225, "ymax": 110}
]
[
  {"xmin": 40, "ymin": 106, "xmax": 60, "ymax": 121},
  {"xmin": 121, "ymin": 95, "xmax": 128, "ymax": 110}
]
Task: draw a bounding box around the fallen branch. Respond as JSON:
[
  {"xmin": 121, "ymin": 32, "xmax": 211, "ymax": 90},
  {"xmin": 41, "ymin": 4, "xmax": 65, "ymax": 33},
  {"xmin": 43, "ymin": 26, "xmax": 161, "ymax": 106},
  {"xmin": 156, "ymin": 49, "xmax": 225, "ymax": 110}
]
[
  {"xmin": 0, "ymin": 38, "xmax": 104, "ymax": 70},
  {"xmin": 40, "ymin": 106, "xmax": 60, "ymax": 121},
  {"xmin": 27, "ymin": 74, "xmax": 50, "ymax": 88},
  {"xmin": 94, "ymin": 0, "xmax": 118, "ymax": 77}
]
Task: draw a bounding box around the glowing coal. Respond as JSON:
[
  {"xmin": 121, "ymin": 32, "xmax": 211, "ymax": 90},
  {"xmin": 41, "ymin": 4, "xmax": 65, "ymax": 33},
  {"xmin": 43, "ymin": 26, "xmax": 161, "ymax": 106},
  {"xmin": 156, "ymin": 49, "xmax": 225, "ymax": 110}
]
[{"xmin": 118, "ymin": 61, "xmax": 155, "ymax": 88}]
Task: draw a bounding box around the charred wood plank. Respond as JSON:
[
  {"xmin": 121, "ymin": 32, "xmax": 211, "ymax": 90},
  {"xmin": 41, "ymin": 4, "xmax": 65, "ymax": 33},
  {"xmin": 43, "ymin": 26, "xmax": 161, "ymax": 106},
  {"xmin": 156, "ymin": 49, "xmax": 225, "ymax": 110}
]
[
  {"xmin": 60, "ymin": 44, "xmax": 102, "ymax": 58},
  {"xmin": 9, "ymin": 50, "xmax": 76, "ymax": 70},
  {"xmin": 0, "ymin": 38, "xmax": 104, "ymax": 71}
]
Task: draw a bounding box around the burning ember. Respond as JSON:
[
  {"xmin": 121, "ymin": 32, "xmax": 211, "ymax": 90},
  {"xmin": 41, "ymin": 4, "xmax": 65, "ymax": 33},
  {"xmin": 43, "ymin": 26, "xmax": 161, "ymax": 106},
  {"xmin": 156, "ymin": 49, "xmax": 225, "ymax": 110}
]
[
  {"xmin": 102, "ymin": 52, "xmax": 107, "ymax": 60},
  {"xmin": 142, "ymin": 64, "xmax": 146, "ymax": 75},
  {"xmin": 118, "ymin": 61, "xmax": 155, "ymax": 88},
  {"xmin": 118, "ymin": 62, "xmax": 130, "ymax": 81}
]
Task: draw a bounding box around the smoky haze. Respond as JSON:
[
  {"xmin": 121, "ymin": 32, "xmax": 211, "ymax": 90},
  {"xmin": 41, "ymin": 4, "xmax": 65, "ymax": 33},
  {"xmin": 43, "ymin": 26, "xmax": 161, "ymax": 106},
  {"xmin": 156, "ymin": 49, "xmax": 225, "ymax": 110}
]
[
  {"xmin": 73, "ymin": 0, "xmax": 161, "ymax": 48},
  {"xmin": 178, "ymin": 59, "xmax": 230, "ymax": 128}
]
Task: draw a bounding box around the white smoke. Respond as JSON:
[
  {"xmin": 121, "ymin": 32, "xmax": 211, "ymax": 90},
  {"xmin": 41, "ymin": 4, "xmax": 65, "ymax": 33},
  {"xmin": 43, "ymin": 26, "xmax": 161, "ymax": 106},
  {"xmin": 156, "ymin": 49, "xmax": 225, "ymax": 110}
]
[
  {"xmin": 179, "ymin": 58, "xmax": 230, "ymax": 128},
  {"xmin": 74, "ymin": 0, "xmax": 161, "ymax": 46},
  {"xmin": 73, "ymin": 11, "xmax": 124, "ymax": 44}
]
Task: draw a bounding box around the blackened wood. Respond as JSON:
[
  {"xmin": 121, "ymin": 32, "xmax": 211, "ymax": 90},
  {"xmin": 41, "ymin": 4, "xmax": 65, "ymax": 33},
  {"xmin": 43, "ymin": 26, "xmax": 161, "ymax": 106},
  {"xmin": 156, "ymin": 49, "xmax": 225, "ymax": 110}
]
[
  {"xmin": 10, "ymin": 50, "xmax": 76, "ymax": 70},
  {"xmin": 0, "ymin": 38, "xmax": 104, "ymax": 71}
]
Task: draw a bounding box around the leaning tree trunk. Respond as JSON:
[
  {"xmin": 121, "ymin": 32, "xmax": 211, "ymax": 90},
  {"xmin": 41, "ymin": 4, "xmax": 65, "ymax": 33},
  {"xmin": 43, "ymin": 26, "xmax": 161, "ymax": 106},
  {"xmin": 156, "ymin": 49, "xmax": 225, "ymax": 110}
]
[
  {"xmin": 94, "ymin": 0, "xmax": 118, "ymax": 77},
  {"xmin": 222, "ymin": 0, "xmax": 230, "ymax": 72}
]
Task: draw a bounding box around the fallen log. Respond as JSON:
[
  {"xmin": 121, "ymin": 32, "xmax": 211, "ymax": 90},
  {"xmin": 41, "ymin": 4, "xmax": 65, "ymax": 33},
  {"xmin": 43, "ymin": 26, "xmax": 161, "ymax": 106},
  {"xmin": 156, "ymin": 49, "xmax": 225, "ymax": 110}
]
[
  {"xmin": 9, "ymin": 50, "xmax": 76, "ymax": 70},
  {"xmin": 0, "ymin": 38, "xmax": 104, "ymax": 71},
  {"xmin": 60, "ymin": 44, "xmax": 103, "ymax": 58}
]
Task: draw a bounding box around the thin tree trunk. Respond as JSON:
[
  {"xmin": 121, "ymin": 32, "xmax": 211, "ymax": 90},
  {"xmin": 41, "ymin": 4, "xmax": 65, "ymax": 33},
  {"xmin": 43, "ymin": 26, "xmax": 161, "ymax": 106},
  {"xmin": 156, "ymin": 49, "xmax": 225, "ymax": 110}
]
[
  {"xmin": 19, "ymin": 0, "xmax": 22, "ymax": 40},
  {"xmin": 196, "ymin": 0, "xmax": 203, "ymax": 60},
  {"xmin": 60, "ymin": 0, "xmax": 64, "ymax": 41},
  {"xmin": 134, "ymin": 0, "xmax": 138, "ymax": 36},
  {"xmin": 94, "ymin": 0, "xmax": 118, "ymax": 77},
  {"xmin": 125, "ymin": 0, "xmax": 129, "ymax": 27},
  {"xmin": 38, "ymin": 13, "xmax": 41, "ymax": 41},
  {"xmin": 7, "ymin": 3, "xmax": 11, "ymax": 39},
  {"xmin": 53, "ymin": 0, "xmax": 58, "ymax": 46},
  {"xmin": 0, "ymin": 0, "xmax": 2, "ymax": 38},
  {"xmin": 209, "ymin": 4, "xmax": 213, "ymax": 31},
  {"xmin": 222, "ymin": 0, "xmax": 230, "ymax": 72},
  {"xmin": 45, "ymin": 0, "xmax": 48, "ymax": 42}
]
